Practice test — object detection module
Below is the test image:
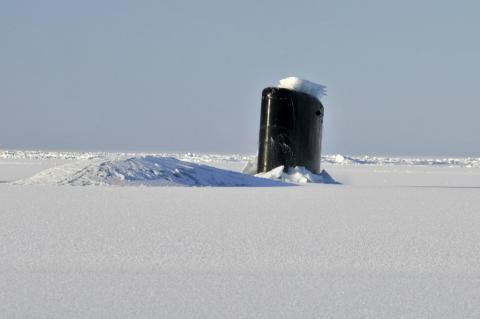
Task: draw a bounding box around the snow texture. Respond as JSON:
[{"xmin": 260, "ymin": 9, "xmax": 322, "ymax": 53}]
[
  {"xmin": 16, "ymin": 156, "xmax": 287, "ymax": 187},
  {"xmin": 278, "ymin": 76, "xmax": 327, "ymax": 100}
]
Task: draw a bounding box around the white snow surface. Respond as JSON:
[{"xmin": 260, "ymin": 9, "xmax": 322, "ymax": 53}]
[
  {"xmin": 2, "ymin": 151, "xmax": 480, "ymax": 318},
  {"xmin": 278, "ymin": 76, "xmax": 326, "ymax": 100}
]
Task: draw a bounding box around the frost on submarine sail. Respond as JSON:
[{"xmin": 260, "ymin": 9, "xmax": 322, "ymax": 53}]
[{"xmin": 257, "ymin": 77, "xmax": 326, "ymax": 174}]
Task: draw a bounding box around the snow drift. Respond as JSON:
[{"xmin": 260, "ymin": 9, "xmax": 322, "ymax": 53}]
[{"xmin": 16, "ymin": 156, "xmax": 289, "ymax": 187}]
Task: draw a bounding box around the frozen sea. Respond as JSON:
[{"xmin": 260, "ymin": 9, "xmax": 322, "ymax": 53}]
[{"xmin": 1, "ymin": 151, "xmax": 480, "ymax": 318}]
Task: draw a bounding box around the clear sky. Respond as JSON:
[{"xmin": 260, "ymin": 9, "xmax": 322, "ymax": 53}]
[{"xmin": 1, "ymin": 0, "xmax": 479, "ymax": 156}]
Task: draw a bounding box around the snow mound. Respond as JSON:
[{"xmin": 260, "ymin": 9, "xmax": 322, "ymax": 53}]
[
  {"xmin": 16, "ymin": 156, "xmax": 289, "ymax": 187},
  {"xmin": 278, "ymin": 77, "xmax": 326, "ymax": 100}
]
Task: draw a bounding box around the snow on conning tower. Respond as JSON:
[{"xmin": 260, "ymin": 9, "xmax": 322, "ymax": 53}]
[{"xmin": 257, "ymin": 77, "xmax": 326, "ymax": 174}]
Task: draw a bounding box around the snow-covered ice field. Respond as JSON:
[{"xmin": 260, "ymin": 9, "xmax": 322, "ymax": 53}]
[{"xmin": 1, "ymin": 151, "xmax": 480, "ymax": 318}]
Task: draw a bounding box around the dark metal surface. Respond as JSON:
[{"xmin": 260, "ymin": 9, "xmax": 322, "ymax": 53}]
[{"xmin": 257, "ymin": 87, "xmax": 324, "ymax": 174}]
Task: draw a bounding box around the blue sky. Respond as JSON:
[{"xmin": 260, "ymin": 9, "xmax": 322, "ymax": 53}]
[{"xmin": 1, "ymin": 0, "xmax": 479, "ymax": 156}]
